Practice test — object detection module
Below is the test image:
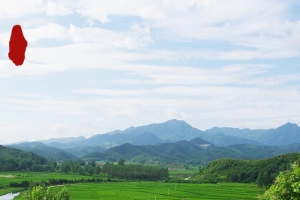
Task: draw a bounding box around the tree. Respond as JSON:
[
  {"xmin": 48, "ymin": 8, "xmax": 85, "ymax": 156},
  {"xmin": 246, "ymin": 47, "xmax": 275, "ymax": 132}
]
[
  {"xmin": 90, "ymin": 161, "xmax": 96, "ymax": 167},
  {"xmin": 28, "ymin": 185, "xmax": 46, "ymax": 200},
  {"xmin": 56, "ymin": 187, "xmax": 72, "ymax": 200},
  {"xmin": 118, "ymin": 158, "xmax": 125, "ymax": 166},
  {"xmin": 260, "ymin": 163, "xmax": 300, "ymax": 200}
]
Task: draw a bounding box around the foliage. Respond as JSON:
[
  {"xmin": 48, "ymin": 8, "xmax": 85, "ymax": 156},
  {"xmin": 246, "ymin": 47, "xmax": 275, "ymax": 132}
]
[
  {"xmin": 118, "ymin": 158, "xmax": 125, "ymax": 165},
  {"xmin": 28, "ymin": 185, "xmax": 71, "ymax": 200},
  {"xmin": 260, "ymin": 162, "xmax": 300, "ymax": 200},
  {"xmin": 102, "ymin": 162, "xmax": 168, "ymax": 180},
  {"xmin": 194, "ymin": 152, "xmax": 300, "ymax": 187},
  {"xmin": 0, "ymin": 145, "xmax": 47, "ymax": 172},
  {"xmin": 8, "ymin": 142, "xmax": 78, "ymax": 162},
  {"xmin": 59, "ymin": 160, "xmax": 100, "ymax": 176}
]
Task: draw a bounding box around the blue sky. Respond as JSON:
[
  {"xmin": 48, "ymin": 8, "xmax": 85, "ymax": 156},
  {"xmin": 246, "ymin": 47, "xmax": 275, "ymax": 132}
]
[{"xmin": 0, "ymin": 0, "xmax": 300, "ymax": 144}]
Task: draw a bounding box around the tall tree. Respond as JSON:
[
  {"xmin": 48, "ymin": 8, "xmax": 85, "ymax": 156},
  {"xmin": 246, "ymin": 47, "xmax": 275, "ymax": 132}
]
[{"xmin": 118, "ymin": 158, "xmax": 125, "ymax": 166}]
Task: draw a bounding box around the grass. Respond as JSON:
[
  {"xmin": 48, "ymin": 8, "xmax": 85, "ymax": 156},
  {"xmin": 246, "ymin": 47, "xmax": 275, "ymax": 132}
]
[
  {"xmin": 168, "ymin": 169, "xmax": 198, "ymax": 176},
  {"xmin": 0, "ymin": 172, "xmax": 96, "ymax": 187},
  {"xmin": 0, "ymin": 172, "xmax": 264, "ymax": 199},
  {"xmin": 0, "ymin": 187, "xmax": 23, "ymax": 196},
  {"xmin": 62, "ymin": 182, "xmax": 263, "ymax": 200}
]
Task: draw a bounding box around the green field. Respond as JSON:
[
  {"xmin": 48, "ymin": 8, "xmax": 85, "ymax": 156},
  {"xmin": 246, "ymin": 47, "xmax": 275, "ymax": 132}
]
[
  {"xmin": 0, "ymin": 172, "xmax": 93, "ymax": 186},
  {"xmin": 0, "ymin": 172, "xmax": 264, "ymax": 199},
  {"xmin": 60, "ymin": 182, "xmax": 262, "ymax": 200},
  {"xmin": 0, "ymin": 172, "xmax": 95, "ymax": 196}
]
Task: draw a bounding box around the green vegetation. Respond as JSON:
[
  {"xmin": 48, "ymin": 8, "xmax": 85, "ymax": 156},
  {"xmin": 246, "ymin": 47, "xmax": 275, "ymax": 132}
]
[
  {"xmin": 28, "ymin": 185, "xmax": 71, "ymax": 200},
  {"xmin": 0, "ymin": 171, "xmax": 264, "ymax": 199},
  {"xmin": 102, "ymin": 162, "xmax": 168, "ymax": 180},
  {"xmin": 9, "ymin": 142, "xmax": 78, "ymax": 162},
  {"xmin": 0, "ymin": 145, "xmax": 47, "ymax": 171},
  {"xmin": 194, "ymin": 152, "xmax": 300, "ymax": 188},
  {"xmin": 260, "ymin": 162, "xmax": 300, "ymax": 200},
  {"xmin": 11, "ymin": 182, "xmax": 264, "ymax": 200},
  {"xmin": 63, "ymin": 182, "xmax": 263, "ymax": 200},
  {"xmin": 0, "ymin": 187, "xmax": 23, "ymax": 196},
  {"xmin": 82, "ymin": 141, "xmax": 246, "ymax": 165},
  {"xmin": 82, "ymin": 140, "xmax": 300, "ymax": 166},
  {"xmin": 0, "ymin": 172, "xmax": 93, "ymax": 187}
]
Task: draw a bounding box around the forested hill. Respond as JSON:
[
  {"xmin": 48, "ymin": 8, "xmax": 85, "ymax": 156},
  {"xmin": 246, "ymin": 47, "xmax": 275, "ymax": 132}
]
[
  {"xmin": 82, "ymin": 140, "xmax": 247, "ymax": 165},
  {"xmin": 82, "ymin": 139, "xmax": 300, "ymax": 165},
  {"xmin": 9, "ymin": 142, "xmax": 78, "ymax": 161},
  {"xmin": 0, "ymin": 145, "xmax": 48, "ymax": 171},
  {"xmin": 193, "ymin": 152, "xmax": 300, "ymax": 187}
]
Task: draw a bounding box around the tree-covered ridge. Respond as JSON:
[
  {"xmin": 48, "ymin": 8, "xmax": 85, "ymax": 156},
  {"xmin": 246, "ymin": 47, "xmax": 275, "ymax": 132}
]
[
  {"xmin": 194, "ymin": 152, "xmax": 300, "ymax": 187},
  {"xmin": 8, "ymin": 142, "xmax": 78, "ymax": 161},
  {"xmin": 82, "ymin": 141, "xmax": 246, "ymax": 165},
  {"xmin": 0, "ymin": 145, "xmax": 48, "ymax": 171},
  {"xmin": 83, "ymin": 140, "xmax": 300, "ymax": 165}
]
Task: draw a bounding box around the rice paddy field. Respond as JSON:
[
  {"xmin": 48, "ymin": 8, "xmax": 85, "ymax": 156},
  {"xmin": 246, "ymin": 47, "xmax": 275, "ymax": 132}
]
[
  {"xmin": 0, "ymin": 172, "xmax": 93, "ymax": 186},
  {"xmin": 0, "ymin": 172, "xmax": 264, "ymax": 199},
  {"xmin": 62, "ymin": 182, "xmax": 263, "ymax": 200}
]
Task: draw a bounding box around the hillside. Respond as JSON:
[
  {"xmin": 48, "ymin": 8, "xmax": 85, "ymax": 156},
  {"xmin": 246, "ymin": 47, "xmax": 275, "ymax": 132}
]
[
  {"xmin": 83, "ymin": 139, "xmax": 300, "ymax": 166},
  {"xmin": 0, "ymin": 145, "xmax": 47, "ymax": 171},
  {"xmin": 60, "ymin": 131, "xmax": 171, "ymax": 149},
  {"xmin": 64, "ymin": 146, "xmax": 106, "ymax": 158},
  {"xmin": 82, "ymin": 139, "xmax": 249, "ymax": 165},
  {"xmin": 8, "ymin": 142, "xmax": 78, "ymax": 161},
  {"xmin": 193, "ymin": 152, "xmax": 300, "ymax": 186},
  {"xmin": 38, "ymin": 136, "xmax": 87, "ymax": 144}
]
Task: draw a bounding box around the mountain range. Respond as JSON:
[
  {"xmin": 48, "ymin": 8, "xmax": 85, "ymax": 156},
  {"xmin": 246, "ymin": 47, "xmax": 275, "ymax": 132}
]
[{"xmin": 6, "ymin": 119, "xmax": 300, "ymax": 163}]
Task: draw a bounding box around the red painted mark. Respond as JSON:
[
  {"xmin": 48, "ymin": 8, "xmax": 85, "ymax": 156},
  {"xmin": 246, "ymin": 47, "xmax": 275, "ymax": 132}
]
[{"xmin": 8, "ymin": 25, "xmax": 28, "ymax": 66}]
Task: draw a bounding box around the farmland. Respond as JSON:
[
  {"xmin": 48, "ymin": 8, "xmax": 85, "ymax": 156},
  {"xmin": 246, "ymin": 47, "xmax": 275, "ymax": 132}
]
[
  {"xmin": 63, "ymin": 182, "xmax": 263, "ymax": 200},
  {"xmin": 0, "ymin": 172, "xmax": 264, "ymax": 199}
]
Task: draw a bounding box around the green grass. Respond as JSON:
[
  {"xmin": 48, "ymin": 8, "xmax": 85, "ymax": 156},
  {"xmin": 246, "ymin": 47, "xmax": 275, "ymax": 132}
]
[
  {"xmin": 0, "ymin": 187, "xmax": 23, "ymax": 196},
  {"xmin": 61, "ymin": 182, "xmax": 263, "ymax": 200},
  {"xmin": 0, "ymin": 172, "xmax": 96, "ymax": 187},
  {"xmin": 0, "ymin": 172, "xmax": 264, "ymax": 199},
  {"xmin": 169, "ymin": 169, "xmax": 197, "ymax": 176}
]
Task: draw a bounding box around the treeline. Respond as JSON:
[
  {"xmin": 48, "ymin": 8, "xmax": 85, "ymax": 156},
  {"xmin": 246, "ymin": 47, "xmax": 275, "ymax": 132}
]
[
  {"xmin": 194, "ymin": 152, "xmax": 300, "ymax": 188},
  {"xmin": 0, "ymin": 145, "xmax": 48, "ymax": 171},
  {"xmin": 102, "ymin": 162, "xmax": 168, "ymax": 180},
  {"xmin": 58, "ymin": 159, "xmax": 168, "ymax": 180},
  {"xmin": 60, "ymin": 160, "xmax": 101, "ymax": 176}
]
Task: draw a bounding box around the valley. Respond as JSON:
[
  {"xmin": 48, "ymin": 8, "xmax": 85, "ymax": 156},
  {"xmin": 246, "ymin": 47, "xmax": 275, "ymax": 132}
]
[{"xmin": 1, "ymin": 119, "xmax": 300, "ymax": 199}]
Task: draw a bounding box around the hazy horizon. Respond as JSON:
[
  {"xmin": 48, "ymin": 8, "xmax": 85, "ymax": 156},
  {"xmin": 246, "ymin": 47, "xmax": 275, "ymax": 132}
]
[{"xmin": 2, "ymin": 119, "xmax": 298, "ymax": 145}]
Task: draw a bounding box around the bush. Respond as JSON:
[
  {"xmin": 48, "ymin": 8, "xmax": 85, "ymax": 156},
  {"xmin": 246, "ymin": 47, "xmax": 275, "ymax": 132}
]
[{"xmin": 260, "ymin": 163, "xmax": 300, "ymax": 200}]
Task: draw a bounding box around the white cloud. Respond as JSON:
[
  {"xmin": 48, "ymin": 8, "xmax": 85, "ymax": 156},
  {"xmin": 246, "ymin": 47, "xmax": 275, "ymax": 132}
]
[
  {"xmin": 25, "ymin": 23, "xmax": 68, "ymax": 44},
  {"xmin": 0, "ymin": 1, "xmax": 299, "ymax": 143},
  {"xmin": 46, "ymin": 0, "xmax": 74, "ymax": 16},
  {"xmin": 0, "ymin": 0, "xmax": 46, "ymax": 20},
  {"xmin": 74, "ymin": 0, "xmax": 165, "ymax": 23},
  {"xmin": 68, "ymin": 23, "xmax": 152, "ymax": 49}
]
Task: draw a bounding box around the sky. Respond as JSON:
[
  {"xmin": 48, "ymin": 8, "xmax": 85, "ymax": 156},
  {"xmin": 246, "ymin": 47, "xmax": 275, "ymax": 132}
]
[{"xmin": 0, "ymin": 0, "xmax": 300, "ymax": 144}]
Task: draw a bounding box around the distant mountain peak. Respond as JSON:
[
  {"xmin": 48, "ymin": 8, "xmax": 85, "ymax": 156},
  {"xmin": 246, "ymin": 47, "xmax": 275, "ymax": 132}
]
[
  {"xmin": 280, "ymin": 122, "xmax": 299, "ymax": 127},
  {"xmin": 166, "ymin": 119, "xmax": 188, "ymax": 124},
  {"xmin": 276, "ymin": 122, "xmax": 300, "ymax": 132}
]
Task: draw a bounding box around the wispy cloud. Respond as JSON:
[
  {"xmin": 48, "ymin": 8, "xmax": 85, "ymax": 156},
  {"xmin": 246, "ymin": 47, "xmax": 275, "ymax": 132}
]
[{"xmin": 0, "ymin": 1, "xmax": 299, "ymax": 143}]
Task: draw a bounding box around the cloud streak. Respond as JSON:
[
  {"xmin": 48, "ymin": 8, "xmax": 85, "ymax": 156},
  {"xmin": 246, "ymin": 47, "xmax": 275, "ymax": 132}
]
[{"xmin": 0, "ymin": 1, "xmax": 299, "ymax": 143}]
